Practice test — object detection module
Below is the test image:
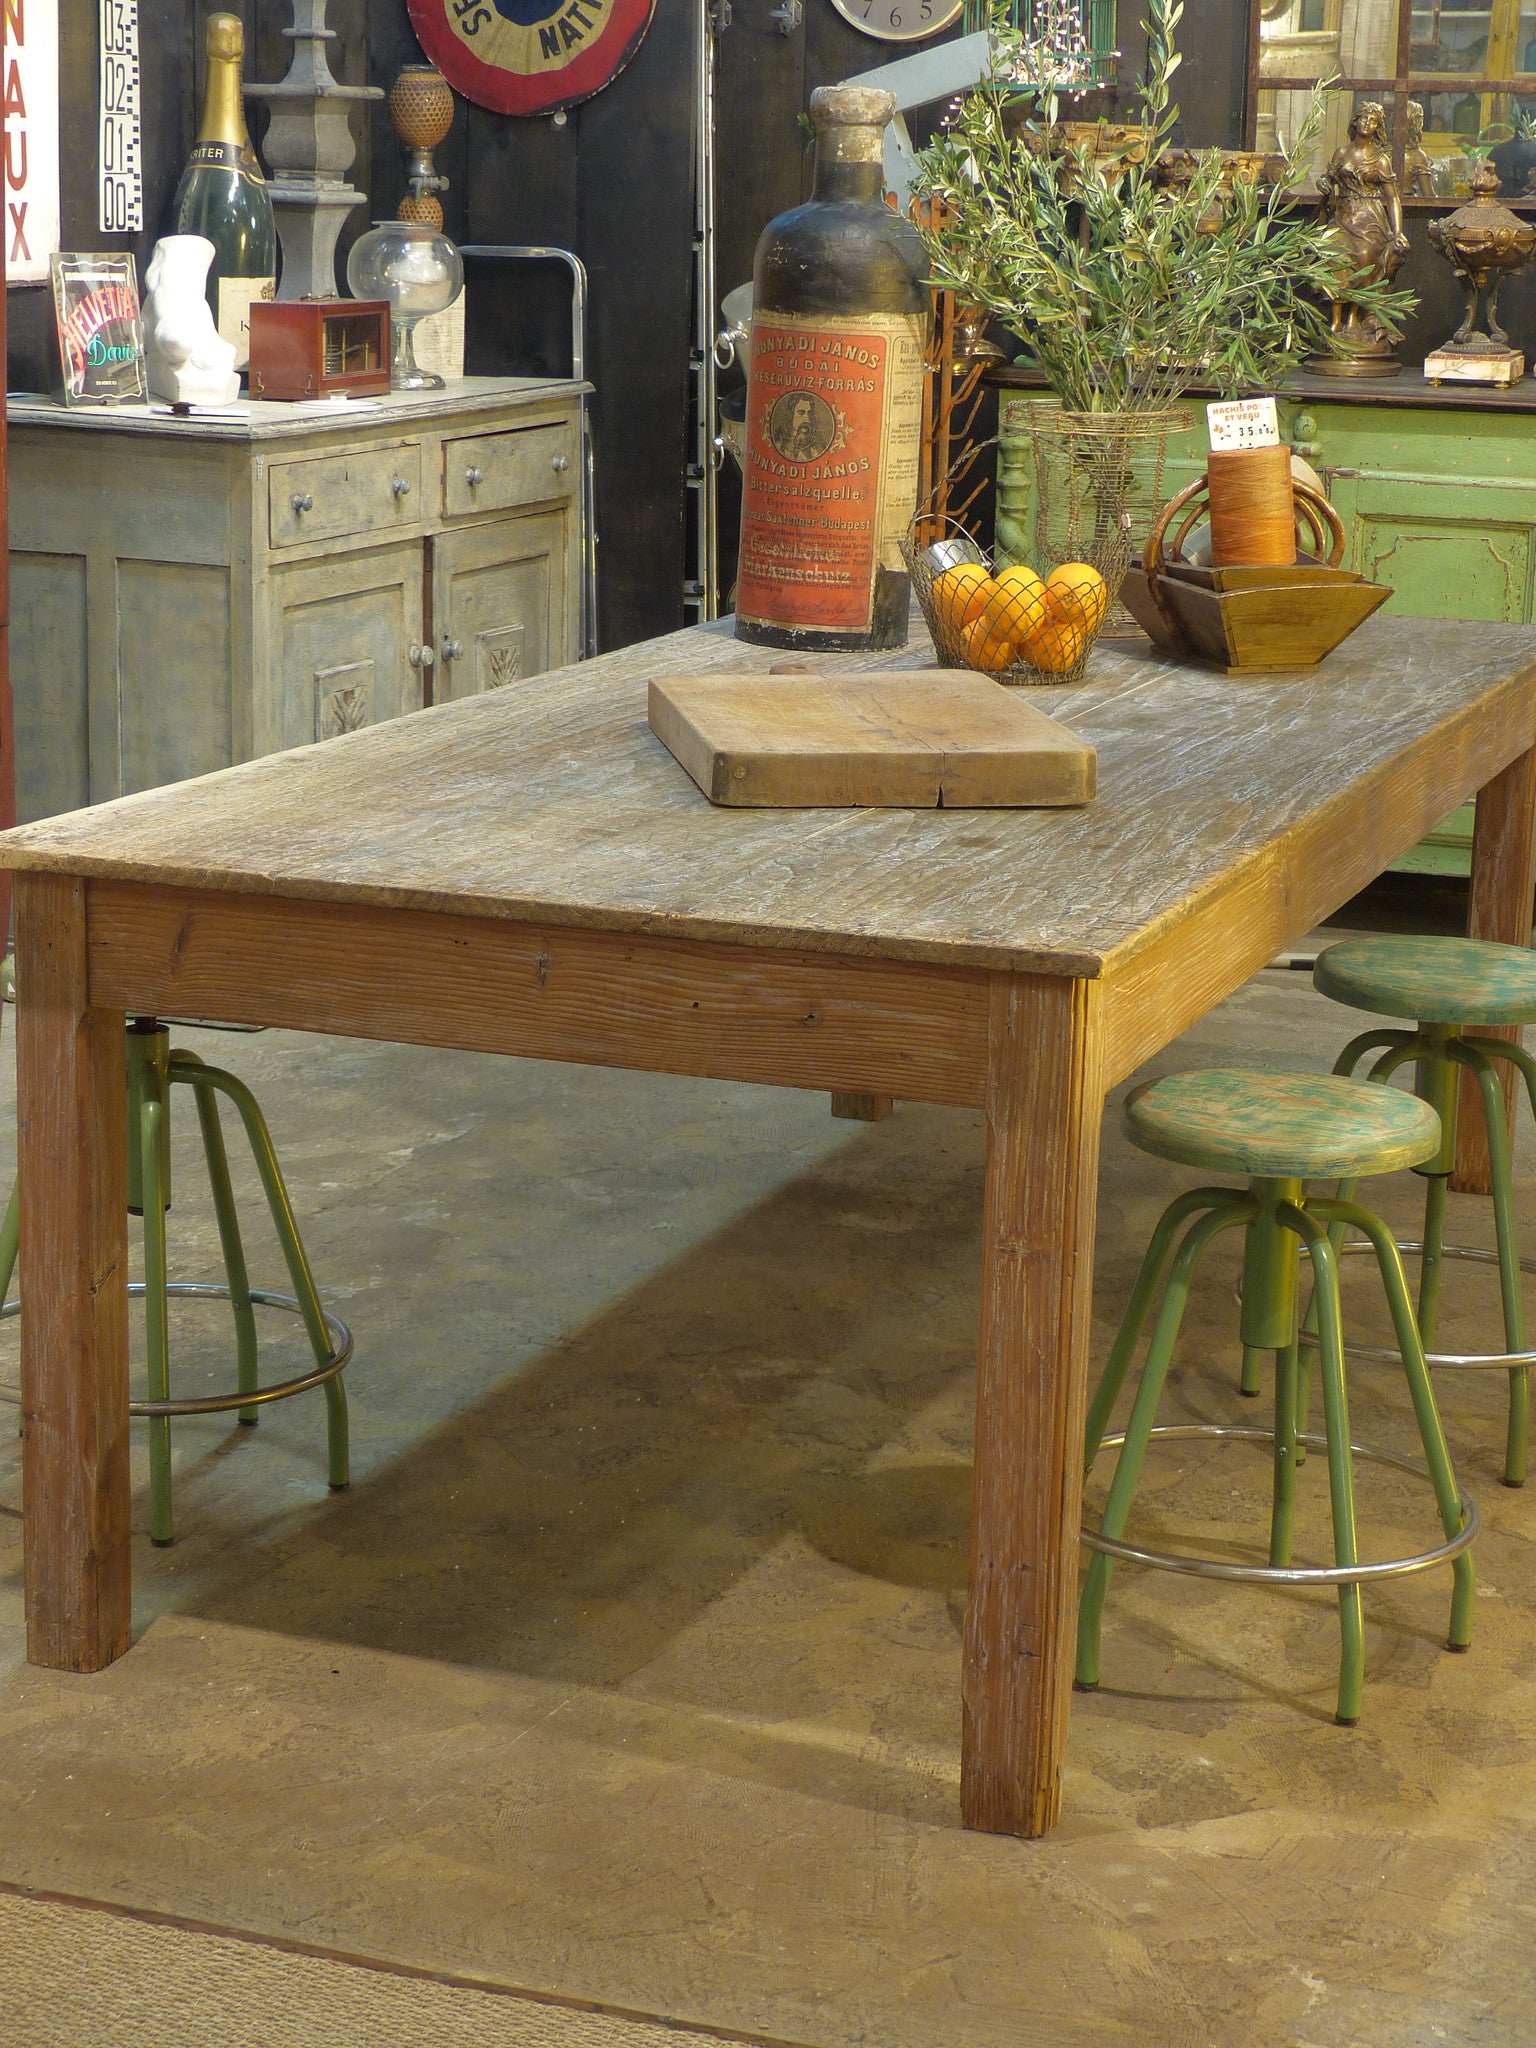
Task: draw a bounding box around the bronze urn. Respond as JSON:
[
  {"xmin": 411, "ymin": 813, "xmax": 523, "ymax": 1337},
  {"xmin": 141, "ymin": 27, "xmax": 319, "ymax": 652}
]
[{"xmin": 1427, "ymin": 157, "xmax": 1536, "ymax": 355}]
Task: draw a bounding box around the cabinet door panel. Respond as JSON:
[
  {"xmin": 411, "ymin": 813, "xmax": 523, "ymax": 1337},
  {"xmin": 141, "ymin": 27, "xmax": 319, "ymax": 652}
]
[
  {"xmin": 271, "ymin": 542, "xmax": 425, "ymax": 751},
  {"xmin": 11, "ymin": 552, "xmax": 89, "ymax": 822},
  {"xmin": 1328, "ymin": 479, "xmax": 1536, "ymax": 623},
  {"xmin": 432, "ymin": 514, "xmax": 567, "ymax": 703},
  {"xmin": 118, "ymin": 561, "xmax": 232, "ymax": 796}
]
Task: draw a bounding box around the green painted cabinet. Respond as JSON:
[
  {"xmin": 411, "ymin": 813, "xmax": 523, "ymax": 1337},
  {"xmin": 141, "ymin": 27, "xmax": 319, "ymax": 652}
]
[{"xmin": 998, "ymin": 371, "xmax": 1536, "ymax": 874}]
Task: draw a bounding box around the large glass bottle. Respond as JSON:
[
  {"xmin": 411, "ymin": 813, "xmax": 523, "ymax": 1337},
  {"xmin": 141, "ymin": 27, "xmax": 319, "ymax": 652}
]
[
  {"xmin": 735, "ymin": 87, "xmax": 931, "ymax": 652},
  {"xmin": 173, "ymin": 12, "xmax": 277, "ymax": 370}
]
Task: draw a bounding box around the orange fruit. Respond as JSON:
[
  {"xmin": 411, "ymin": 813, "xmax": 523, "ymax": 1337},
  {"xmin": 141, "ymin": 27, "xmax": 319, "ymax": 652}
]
[
  {"xmin": 1023, "ymin": 606, "xmax": 1088, "ymax": 675},
  {"xmin": 1044, "ymin": 561, "xmax": 1107, "ymax": 634},
  {"xmin": 961, "ymin": 611, "xmax": 1019, "ymax": 674},
  {"xmin": 979, "ymin": 563, "xmax": 1048, "ymax": 645},
  {"xmin": 930, "ymin": 562, "xmax": 994, "ymax": 644}
]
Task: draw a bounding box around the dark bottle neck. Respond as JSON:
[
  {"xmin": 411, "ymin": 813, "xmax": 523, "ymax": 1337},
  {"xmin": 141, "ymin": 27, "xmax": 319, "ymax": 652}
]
[{"xmin": 811, "ymin": 157, "xmax": 885, "ymax": 205}]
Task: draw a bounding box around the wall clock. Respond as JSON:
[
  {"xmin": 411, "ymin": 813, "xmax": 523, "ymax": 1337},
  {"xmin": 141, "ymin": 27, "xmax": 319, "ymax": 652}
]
[
  {"xmin": 827, "ymin": 0, "xmax": 965, "ymax": 41},
  {"xmin": 406, "ymin": 0, "xmax": 657, "ymax": 117}
]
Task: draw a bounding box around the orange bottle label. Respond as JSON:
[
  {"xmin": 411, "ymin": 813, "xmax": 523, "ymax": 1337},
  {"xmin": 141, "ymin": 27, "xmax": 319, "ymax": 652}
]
[{"xmin": 735, "ymin": 312, "xmax": 927, "ymax": 634}]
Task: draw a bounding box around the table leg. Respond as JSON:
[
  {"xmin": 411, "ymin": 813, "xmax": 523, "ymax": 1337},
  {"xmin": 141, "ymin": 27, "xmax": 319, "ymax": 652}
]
[
  {"xmin": 830, "ymin": 1092, "xmax": 893, "ymax": 1122},
  {"xmin": 963, "ymin": 971, "xmax": 1104, "ymax": 1837},
  {"xmin": 1454, "ymin": 743, "xmax": 1536, "ymax": 1195},
  {"xmin": 16, "ymin": 873, "xmax": 131, "ymax": 1670}
]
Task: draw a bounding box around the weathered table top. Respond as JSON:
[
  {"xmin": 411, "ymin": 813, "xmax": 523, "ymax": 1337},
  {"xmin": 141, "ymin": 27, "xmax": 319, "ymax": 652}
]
[{"xmin": 2, "ymin": 612, "xmax": 1534, "ymax": 978}]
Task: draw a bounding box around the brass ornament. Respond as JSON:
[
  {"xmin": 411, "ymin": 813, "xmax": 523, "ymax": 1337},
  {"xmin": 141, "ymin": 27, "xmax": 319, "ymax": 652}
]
[{"xmin": 1427, "ymin": 158, "xmax": 1536, "ymax": 357}]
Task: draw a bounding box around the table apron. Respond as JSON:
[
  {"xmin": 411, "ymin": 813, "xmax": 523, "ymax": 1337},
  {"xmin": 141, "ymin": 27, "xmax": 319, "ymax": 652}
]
[{"xmin": 84, "ymin": 881, "xmax": 991, "ymax": 1107}]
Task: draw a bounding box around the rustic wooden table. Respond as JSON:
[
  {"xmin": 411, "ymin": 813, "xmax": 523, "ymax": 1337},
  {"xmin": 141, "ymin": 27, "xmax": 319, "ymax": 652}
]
[{"xmin": 4, "ymin": 611, "xmax": 1535, "ymax": 1840}]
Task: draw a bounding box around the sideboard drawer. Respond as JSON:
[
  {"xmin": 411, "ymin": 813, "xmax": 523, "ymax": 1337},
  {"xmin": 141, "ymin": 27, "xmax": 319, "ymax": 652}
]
[
  {"xmin": 442, "ymin": 424, "xmax": 576, "ymax": 518},
  {"xmin": 269, "ymin": 445, "xmax": 423, "ymax": 548}
]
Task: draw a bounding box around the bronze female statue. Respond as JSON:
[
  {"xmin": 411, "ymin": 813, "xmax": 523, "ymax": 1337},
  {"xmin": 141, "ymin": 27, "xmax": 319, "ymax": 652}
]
[{"xmin": 1311, "ymin": 102, "xmax": 1411, "ymax": 374}]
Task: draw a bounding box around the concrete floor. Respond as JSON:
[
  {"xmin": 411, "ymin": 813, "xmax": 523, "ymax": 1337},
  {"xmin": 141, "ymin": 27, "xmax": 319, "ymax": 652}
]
[{"xmin": 0, "ymin": 947, "xmax": 1534, "ymax": 2044}]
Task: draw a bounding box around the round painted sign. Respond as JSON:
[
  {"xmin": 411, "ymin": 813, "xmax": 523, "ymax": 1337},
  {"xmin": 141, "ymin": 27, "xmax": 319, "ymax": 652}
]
[{"xmin": 407, "ymin": 0, "xmax": 657, "ymax": 116}]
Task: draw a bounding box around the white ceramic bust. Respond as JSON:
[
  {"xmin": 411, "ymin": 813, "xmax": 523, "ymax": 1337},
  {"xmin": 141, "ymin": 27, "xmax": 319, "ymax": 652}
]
[{"xmin": 143, "ymin": 236, "xmax": 241, "ymax": 406}]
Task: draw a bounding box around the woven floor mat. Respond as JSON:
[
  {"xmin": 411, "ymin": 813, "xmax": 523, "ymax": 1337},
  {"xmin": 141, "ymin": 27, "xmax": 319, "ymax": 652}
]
[{"xmin": 0, "ymin": 1889, "xmax": 798, "ymax": 2048}]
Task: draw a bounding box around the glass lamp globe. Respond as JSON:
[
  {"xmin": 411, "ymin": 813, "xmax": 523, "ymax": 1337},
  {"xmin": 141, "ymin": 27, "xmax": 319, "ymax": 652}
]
[{"xmin": 346, "ymin": 220, "xmax": 463, "ymax": 392}]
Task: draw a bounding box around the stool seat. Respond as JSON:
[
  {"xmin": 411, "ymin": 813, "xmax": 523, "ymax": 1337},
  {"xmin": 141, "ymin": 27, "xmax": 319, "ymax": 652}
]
[
  {"xmin": 1125, "ymin": 1069, "xmax": 1441, "ymax": 1179},
  {"xmin": 1315, "ymin": 935, "xmax": 1536, "ymax": 1025}
]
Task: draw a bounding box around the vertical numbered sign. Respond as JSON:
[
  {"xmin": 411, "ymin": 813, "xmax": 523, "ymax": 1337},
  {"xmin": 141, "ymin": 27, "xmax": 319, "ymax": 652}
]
[
  {"xmin": 4, "ymin": 0, "xmax": 61, "ymax": 283},
  {"xmin": 99, "ymin": 0, "xmax": 142, "ymax": 234}
]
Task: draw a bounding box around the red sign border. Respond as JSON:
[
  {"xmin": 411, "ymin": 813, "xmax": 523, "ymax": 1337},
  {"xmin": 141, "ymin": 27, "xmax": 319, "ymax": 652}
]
[{"xmin": 406, "ymin": 0, "xmax": 658, "ymax": 117}]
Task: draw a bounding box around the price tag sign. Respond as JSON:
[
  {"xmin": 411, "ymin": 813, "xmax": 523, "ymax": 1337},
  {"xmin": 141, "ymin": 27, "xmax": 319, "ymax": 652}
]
[
  {"xmin": 98, "ymin": 0, "xmax": 142, "ymax": 235},
  {"xmin": 1207, "ymin": 396, "xmax": 1280, "ymax": 452}
]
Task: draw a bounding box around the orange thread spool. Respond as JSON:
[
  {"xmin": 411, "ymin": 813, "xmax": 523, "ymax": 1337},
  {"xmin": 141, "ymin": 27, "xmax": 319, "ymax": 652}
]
[{"xmin": 1206, "ymin": 443, "xmax": 1295, "ymax": 567}]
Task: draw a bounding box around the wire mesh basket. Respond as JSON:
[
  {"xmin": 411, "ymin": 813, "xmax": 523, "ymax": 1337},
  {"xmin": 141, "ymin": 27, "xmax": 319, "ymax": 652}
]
[{"xmin": 903, "ymin": 517, "xmax": 1113, "ymax": 687}]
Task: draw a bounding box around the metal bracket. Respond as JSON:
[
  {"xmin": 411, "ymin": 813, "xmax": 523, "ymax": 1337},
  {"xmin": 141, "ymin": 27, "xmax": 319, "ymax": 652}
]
[{"xmin": 769, "ymin": 0, "xmax": 802, "ymax": 32}]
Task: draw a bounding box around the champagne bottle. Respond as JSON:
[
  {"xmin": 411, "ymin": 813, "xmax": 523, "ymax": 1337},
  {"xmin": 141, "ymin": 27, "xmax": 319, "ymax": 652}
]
[
  {"xmin": 173, "ymin": 12, "xmax": 277, "ymax": 371},
  {"xmin": 735, "ymin": 87, "xmax": 931, "ymax": 652}
]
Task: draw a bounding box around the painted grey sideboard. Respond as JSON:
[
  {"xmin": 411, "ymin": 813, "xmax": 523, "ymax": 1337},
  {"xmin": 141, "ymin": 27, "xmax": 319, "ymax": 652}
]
[{"xmin": 7, "ymin": 376, "xmax": 585, "ymax": 823}]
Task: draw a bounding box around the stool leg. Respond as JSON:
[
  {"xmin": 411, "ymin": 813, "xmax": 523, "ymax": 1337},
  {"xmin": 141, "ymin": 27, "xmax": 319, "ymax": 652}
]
[
  {"xmin": 1270, "ymin": 1334, "xmax": 1301, "ymax": 1568},
  {"xmin": 0, "ymin": 1179, "xmax": 18, "ymax": 1438},
  {"xmin": 0, "ymin": 1176, "xmax": 18, "ymax": 1306},
  {"xmin": 1413, "ymin": 1041, "xmax": 1461, "ymax": 1358},
  {"xmin": 1280, "ymin": 1207, "xmax": 1363, "ymax": 1725},
  {"xmin": 1297, "ymin": 1174, "xmax": 1361, "ymax": 1467},
  {"xmin": 177, "ymin": 1059, "xmax": 260, "ymax": 1427},
  {"xmin": 1083, "ymin": 1186, "xmax": 1232, "ymax": 1475},
  {"xmin": 195, "ymin": 1066, "xmax": 349, "ymax": 1491},
  {"xmin": 1312, "ymin": 1194, "xmax": 1476, "ymax": 1653},
  {"xmin": 1332, "ymin": 1029, "xmax": 1415, "ymax": 1082},
  {"xmin": 1449, "ymin": 1040, "xmax": 1528, "ymax": 1486},
  {"xmin": 1240, "ymin": 1345, "xmax": 1264, "ymax": 1398},
  {"xmin": 139, "ymin": 1094, "xmax": 175, "ymax": 1546},
  {"xmin": 1077, "ymin": 1199, "xmax": 1249, "ymax": 1691},
  {"xmin": 1475, "ymin": 1034, "xmax": 1536, "ymax": 1478},
  {"xmin": 1472, "ymin": 1033, "xmax": 1536, "ymax": 1127}
]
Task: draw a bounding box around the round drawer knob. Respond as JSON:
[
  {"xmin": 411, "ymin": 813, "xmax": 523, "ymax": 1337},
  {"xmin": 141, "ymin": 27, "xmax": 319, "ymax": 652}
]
[
  {"xmin": 465, "ymin": 466, "xmax": 484, "ymax": 486},
  {"xmin": 391, "ymin": 476, "xmax": 411, "ymax": 497},
  {"xmin": 551, "ymin": 453, "xmax": 570, "ymax": 474},
  {"xmin": 291, "ymin": 492, "xmax": 314, "ymax": 513},
  {"xmin": 442, "ymin": 638, "xmax": 464, "ymax": 661},
  {"xmin": 408, "ymin": 644, "xmax": 435, "ymax": 669}
]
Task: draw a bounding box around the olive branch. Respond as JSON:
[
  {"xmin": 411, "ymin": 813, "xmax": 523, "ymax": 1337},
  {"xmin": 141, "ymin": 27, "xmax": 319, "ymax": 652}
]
[{"xmin": 912, "ymin": 0, "xmax": 1417, "ymax": 413}]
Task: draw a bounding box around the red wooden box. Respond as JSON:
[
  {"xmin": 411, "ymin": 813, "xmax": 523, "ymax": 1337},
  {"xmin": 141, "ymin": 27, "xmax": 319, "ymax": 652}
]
[{"xmin": 248, "ymin": 298, "xmax": 392, "ymax": 400}]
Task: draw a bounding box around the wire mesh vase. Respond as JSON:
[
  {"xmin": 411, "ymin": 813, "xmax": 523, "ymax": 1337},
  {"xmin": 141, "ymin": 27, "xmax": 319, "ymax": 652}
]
[{"xmin": 997, "ymin": 400, "xmax": 1189, "ymax": 635}]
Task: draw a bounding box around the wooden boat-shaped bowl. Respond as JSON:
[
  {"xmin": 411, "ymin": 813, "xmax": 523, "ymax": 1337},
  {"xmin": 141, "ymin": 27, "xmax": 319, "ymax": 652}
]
[{"xmin": 1122, "ymin": 475, "xmax": 1392, "ymax": 673}]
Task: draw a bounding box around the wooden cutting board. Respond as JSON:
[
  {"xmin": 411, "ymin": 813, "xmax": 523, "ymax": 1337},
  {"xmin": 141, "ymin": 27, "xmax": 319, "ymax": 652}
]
[{"xmin": 647, "ymin": 671, "xmax": 1096, "ymax": 809}]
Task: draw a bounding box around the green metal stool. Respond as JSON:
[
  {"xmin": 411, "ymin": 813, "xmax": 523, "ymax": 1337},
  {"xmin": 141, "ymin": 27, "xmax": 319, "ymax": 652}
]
[
  {"xmin": 0, "ymin": 1017, "xmax": 351, "ymax": 1545},
  {"xmin": 1077, "ymin": 1068, "xmax": 1478, "ymax": 1727},
  {"xmin": 1312, "ymin": 935, "xmax": 1536, "ymax": 1489}
]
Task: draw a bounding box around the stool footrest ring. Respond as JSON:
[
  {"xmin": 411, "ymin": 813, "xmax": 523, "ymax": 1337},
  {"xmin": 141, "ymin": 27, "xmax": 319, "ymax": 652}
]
[
  {"xmin": 1082, "ymin": 1423, "xmax": 1479, "ymax": 1584},
  {"xmin": 0, "ymin": 1281, "xmax": 352, "ymax": 1417}
]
